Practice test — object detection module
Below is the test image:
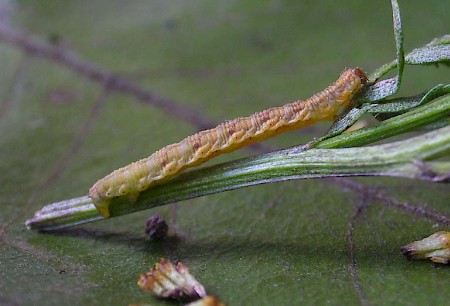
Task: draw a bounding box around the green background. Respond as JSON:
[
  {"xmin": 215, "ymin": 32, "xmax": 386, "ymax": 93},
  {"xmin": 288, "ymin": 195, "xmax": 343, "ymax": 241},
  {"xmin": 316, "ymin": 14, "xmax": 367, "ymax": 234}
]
[{"xmin": 1, "ymin": 1, "xmax": 449, "ymax": 305}]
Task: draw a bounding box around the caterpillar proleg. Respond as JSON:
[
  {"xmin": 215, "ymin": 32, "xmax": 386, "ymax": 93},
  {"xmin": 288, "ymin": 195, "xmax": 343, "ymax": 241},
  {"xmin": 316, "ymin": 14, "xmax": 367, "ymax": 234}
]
[{"xmin": 89, "ymin": 68, "xmax": 367, "ymax": 217}]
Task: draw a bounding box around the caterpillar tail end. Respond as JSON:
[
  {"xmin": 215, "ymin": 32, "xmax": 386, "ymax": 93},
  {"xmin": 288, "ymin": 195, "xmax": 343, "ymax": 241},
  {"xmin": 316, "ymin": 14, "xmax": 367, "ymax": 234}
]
[
  {"xmin": 88, "ymin": 185, "xmax": 140, "ymax": 218},
  {"xmin": 89, "ymin": 185, "xmax": 111, "ymax": 218}
]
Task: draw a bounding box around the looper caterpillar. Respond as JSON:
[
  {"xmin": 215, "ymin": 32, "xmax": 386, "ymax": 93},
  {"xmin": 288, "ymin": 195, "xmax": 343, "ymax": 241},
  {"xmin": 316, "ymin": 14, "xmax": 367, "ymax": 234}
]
[{"xmin": 89, "ymin": 68, "xmax": 367, "ymax": 217}]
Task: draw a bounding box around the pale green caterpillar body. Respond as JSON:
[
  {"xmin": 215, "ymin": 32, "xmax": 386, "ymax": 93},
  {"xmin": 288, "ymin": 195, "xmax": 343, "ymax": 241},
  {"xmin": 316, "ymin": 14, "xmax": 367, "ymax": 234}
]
[{"xmin": 89, "ymin": 68, "xmax": 367, "ymax": 217}]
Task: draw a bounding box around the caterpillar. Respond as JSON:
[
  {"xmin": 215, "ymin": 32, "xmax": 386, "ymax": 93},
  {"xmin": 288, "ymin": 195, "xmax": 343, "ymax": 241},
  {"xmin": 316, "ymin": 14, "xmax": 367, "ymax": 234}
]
[{"xmin": 89, "ymin": 68, "xmax": 367, "ymax": 217}]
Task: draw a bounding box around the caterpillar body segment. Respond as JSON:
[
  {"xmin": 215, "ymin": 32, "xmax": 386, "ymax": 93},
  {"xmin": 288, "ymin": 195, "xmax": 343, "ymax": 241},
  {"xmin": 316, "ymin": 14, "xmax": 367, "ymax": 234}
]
[{"xmin": 89, "ymin": 68, "xmax": 367, "ymax": 217}]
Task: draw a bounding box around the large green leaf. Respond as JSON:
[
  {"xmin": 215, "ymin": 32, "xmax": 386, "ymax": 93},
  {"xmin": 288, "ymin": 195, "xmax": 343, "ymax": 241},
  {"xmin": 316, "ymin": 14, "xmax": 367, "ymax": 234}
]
[{"xmin": 1, "ymin": 1, "xmax": 449, "ymax": 305}]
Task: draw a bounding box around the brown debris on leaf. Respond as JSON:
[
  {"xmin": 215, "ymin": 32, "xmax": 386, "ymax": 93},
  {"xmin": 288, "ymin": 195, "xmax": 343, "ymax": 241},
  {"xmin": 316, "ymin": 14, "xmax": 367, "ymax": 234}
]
[
  {"xmin": 138, "ymin": 258, "xmax": 207, "ymax": 301},
  {"xmin": 145, "ymin": 214, "xmax": 169, "ymax": 240},
  {"xmin": 401, "ymin": 231, "xmax": 450, "ymax": 264}
]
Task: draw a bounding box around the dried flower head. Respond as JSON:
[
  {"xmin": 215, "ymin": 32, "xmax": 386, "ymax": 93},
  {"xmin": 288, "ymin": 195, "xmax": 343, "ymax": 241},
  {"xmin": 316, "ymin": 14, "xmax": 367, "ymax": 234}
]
[
  {"xmin": 186, "ymin": 296, "xmax": 226, "ymax": 306},
  {"xmin": 401, "ymin": 231, "xmax": 450, "ymax": 264},
  {"xmin": 138, "ymin": 258, "xmax": 207, "ymax": 301}
]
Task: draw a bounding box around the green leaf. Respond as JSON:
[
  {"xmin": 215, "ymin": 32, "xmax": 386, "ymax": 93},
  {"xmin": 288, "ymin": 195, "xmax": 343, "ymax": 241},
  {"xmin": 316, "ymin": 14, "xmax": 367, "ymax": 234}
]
[
  {"xmin": 1, "ymin": 1, "xmax": 449, "ymax": 306},
  {"xmin": 406, "ymin": 45, "xmax": 450, "ymax": 65},
  {"xmin": 369, "ymin": 84, "xmax": 450, "ymax": 114},
  {"xmin": 363, "ymin": 0, "xmax": 405, "ymax": 101}
]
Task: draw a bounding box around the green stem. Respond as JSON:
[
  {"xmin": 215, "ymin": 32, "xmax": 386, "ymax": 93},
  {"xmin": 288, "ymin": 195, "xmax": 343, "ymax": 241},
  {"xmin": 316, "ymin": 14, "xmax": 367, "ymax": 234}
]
[
  {"xmin": 26, "ymin": 125, "xmax": 450, "ymax": 231},
  {"xmin": 25, "ymin": 196, "xmax": 103, "ymax": 231},
  {"xmin": 315, "ymin": 94, "xmax": 450, "ymax": 149}
]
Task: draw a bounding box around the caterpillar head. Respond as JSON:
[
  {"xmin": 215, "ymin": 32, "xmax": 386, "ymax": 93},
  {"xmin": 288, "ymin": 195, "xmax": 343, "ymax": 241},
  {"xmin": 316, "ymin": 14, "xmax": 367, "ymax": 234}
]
[{"xmin": 351, "ymin": 67, "xmax": 368, "ymax": 86}]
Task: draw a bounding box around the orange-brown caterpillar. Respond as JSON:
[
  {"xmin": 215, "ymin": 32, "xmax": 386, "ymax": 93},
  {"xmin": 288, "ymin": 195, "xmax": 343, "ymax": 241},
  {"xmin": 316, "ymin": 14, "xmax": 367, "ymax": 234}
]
[{"xmin": 90, "ymin": 68, "xmax": 367, "ymax": 217}]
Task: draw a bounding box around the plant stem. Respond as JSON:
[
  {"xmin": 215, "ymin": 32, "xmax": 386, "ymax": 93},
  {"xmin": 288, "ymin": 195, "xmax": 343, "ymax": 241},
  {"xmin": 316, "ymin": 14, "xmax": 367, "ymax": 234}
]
[
  {"xmin": 26, "ymin": 125, "xmax": 450, "ymax": 231},
  {"xmin": 25, "ymin": 196, "xmax": 102, "ymax": 231},
  {"xmin": 315, "ymin": 94, "xmax": 450, "ymax": 149}
]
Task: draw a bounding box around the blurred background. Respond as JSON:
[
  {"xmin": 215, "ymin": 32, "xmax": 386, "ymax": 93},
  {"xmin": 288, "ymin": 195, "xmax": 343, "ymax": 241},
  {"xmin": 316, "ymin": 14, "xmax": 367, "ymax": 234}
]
[{"xmin": 1, "ymin": 1, "xmax": 449, "ymax": 305}]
